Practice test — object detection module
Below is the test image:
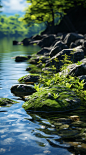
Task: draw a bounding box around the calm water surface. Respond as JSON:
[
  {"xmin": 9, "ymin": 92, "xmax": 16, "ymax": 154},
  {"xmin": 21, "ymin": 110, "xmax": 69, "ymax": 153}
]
[{"xmin": 0, "ymin": 37, "xmax": 73, "ymax": 155}]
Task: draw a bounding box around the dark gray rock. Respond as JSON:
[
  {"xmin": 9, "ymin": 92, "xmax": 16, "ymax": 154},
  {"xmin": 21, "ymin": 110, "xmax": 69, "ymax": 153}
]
[
  {"xmin": 22, "ymin": 38, "xmax": 30, "ymax": 46},
  {"xmin": 32, "ymin": 34, "xmax": 44, "ymax": 40},
  {"xmin": 75, "ymin": 39, "xmax": 84, "ymax": 46},
  {"xmin": 37, "ymin": 47, "xmax": 51, "ymax": 55},
  {"xmin": 46, "ymin": 47, "xmax": 84, "ymax": 71},
  {"xmin": 37, "ymin": 34, "xmax": 56, "ymax": 47},
  {"xmin": 19, "ymin": 75, "xmax": 40, "ymax": 83},
  {"xmin": 15, "ymin": 55, "xmax": 31, "ymax": 62},
  {"xmin": 63, "ymin": 33, "xmax": 84, "ymax": 46},
  {"xmin": 69, "ymin": 42, "xmax": 77, "ymax": 48},
  {"xmin": 49, "ymin": 41, "xmax": 68, "ymax": 58},
  {"xmin": 11, "ymin": 84, "xmax": 36, "ymax": 97}
]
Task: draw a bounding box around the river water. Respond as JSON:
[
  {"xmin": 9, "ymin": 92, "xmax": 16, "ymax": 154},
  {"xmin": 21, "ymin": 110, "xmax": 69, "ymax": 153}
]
[{"xmin": 0, "ymin": 37, "xmax": 73, "ymax": 155}]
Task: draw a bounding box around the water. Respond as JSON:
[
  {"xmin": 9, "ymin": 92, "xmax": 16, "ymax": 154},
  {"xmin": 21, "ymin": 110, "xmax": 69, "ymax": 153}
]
[{"xmin": 0, "ymin": 37, "xmax": 73, "ymax": 155}]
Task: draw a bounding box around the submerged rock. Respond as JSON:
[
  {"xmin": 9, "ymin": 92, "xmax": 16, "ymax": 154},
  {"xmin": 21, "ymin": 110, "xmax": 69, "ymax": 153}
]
[
  {"xmin": 22, "ymin": 85, "xmax": 81, "ymax": 112},
  {"xmin": 11, "ymin": 84, "xmax": 36, "ymax": 97},
  {"xmin": 0, "ymin": 98, "xmax": 18, "ymax": 106}
]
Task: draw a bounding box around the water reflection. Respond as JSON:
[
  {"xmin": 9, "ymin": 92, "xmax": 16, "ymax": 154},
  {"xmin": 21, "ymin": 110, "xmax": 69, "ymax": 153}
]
[{"xmin": 0, "ymin": 37, "xmax": 73, "ymax": 155}]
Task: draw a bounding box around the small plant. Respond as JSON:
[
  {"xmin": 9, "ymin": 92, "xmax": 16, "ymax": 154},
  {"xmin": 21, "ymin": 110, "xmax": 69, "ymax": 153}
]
[
  {"xmin": 53, "ymin": 93, "xmax": 59, "ymax": 99},
  {"xmin": 76, "ymin": 61, "xmax": 82, "ymax": 65}
]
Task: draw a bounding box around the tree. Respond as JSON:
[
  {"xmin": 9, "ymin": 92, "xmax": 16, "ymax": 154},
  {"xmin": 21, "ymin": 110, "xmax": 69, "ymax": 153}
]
[
  {"xmin": 23, "ymin": 0, "xmax": 86, "ymax": 29},
  {"xmin": 23, "ymin": 0, "xmax": 65, "ymax": 27}
]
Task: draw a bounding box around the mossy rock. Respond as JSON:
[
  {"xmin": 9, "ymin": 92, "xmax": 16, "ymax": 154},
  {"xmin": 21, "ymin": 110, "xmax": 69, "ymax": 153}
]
[
  {"xmin": 18, "ymin": 74, "xmax": 40, "ymax": 84},
  {"xmin": 22, "ymin": 85, "xmax": 81, "ymax": 112},
  {"xmin": 26, "ymin": 65, "xmax": 42, "ymax": 74},
  {"xmin": 0, "ymin": 98, "xmax": 18, "ymax": 107}
]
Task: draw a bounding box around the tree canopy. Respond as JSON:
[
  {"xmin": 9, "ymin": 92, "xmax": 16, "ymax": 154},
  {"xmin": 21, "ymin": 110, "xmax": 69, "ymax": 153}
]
[{"xmin": 23, "ymin": 0, "xmax": 86, "ymax": 27}]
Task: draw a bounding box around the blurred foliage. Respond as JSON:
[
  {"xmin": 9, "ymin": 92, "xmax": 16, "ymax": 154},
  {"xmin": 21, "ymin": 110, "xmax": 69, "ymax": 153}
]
[{"xmin": 0, "ymin": 14, "xmax": 45, "ymax": 37}]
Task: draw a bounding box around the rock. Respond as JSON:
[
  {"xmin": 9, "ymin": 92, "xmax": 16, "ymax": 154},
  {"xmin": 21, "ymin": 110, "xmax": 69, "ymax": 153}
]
[
  {"xmin": 37, "ymin": 34, "xmax": 56, "ymax": 47},
  {"xmin": 68, "ymin": 62, "xmax": 86, "ymax": 77},
  {"xmin": 78, "ymin": 75, "xmax": 86, "ymax": 82},
  {"xmin": 58, "ymin": 129, "xmax": 80, "ymax": 140},
  {"xmin": 11, "ymin": 84, "xmax": 36, "ymax": 97},
  {"xmin": 18, "ymin": 74, "xmax": 40, "ymax": 83},
  {"xmin": 22, "ymin": 38, "xmax": 30, "ymax": 46},
  {"xmin": 59, "ymin": 58, "xmax": 86, "ymax": 78},
  {"xmin": 37, "ymin": 47, "xmax": 51, "ymax": 55},
  {"xmin": 32, "ymin": 34, "xmax": 44, "ymax": 40},
  {"xmin": 0, "ymin": 98, "xmax": 18, "ymax": 106},
  {"xmin": 22, "ymin": 85, "xmax": 81, "ymax": 112},
  {"xmin": 49, "ymin": 41, "xmax": 68, "ymax": 58},
  {"xmin": 29, "ymin": 55, "xmax": 49, "ymax": 64},
  {"xmin": 69, "ymin": 115, "xmax": 80, "ymax": 122},
  {"xmin": 46, "ymin": 47, "xmax": 84, "ymax": 71},
  {"xmin": 13, "ymin": 40, "xmax": 18, "ymax": 45},
  {"xmin": 59, "ymin": 124, "xmax": 69, "ymax": 130},
  {"xmin": 69, "ymin": 42, "xmax": 77, "ymax": 48},
  {"xmin": 15, "ymin": 55, "xmax": 31, "ymax": 62},
  {"xmin": 63, "ymin": 33, "xmax": 84, "ymax": 46},
  {"xmin": 75, "ymin": 39, "xmax": 84, "ymax": 46}
]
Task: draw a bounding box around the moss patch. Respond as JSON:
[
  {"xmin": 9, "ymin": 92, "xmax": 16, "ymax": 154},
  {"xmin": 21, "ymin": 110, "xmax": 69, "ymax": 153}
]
[
  {"xmin": 22, "ymin": 85, "xmax": 81, "ymax": 112},
  {"xmin": 0, "ymin": 98, "xmax": 18, "ymax": 107},
  {"xmin": 18, "ymin": 74, "xmax": 40, "ymax": 84}
]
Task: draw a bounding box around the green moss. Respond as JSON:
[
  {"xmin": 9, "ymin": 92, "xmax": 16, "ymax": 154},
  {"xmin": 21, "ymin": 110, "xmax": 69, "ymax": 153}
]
[
  {"xmin": 28, "ymin": 64, "xmax": 42, "ymax": 74},
  {"xmin": 22, "ymin": 86, "xmax": 81, "ymax": 112},
  {"xmin": 0, "ymin": 98, "xmax": 18, "ymax": 107},
  {"xmin": 18, "ymin": 74, "xmax": 40, "ymax": 83}
]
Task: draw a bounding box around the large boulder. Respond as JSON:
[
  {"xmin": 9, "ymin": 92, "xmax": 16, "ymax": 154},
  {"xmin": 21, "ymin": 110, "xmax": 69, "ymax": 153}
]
[
  {"xmin": 37, "ymin": 34, "xmax": 56, "ymax": 47},
  {"xmin": 63, "ymin": 33, "xmax": 84, "ymax": 46},
  {"xmin": 46, "ymin": 47, "xmax": 84, "ymax": 71},
  {"xmin": 37, "ymin": 47, "xmax": 51, "ymax": 55},
  {"xmin": 68, "ymin": 59, "xmax": 86, "ymax": 77},
  {"xmin": 11, "ymin": 84, "xmax": 36, "ymax": 97},
  {"xmin": 59, "ymin": 58, "xmax": 86, "ymax": 77},
  {"xmin": 49, "ymin": 41, "xmax": 68, "ymax": 58},
  {"xmin": 22, "ymin": 38, "xmax": 30, "ymax": 46},
  {"xmin": 22, "ymin": 86, "xmax": 81, "ymax": 112}
]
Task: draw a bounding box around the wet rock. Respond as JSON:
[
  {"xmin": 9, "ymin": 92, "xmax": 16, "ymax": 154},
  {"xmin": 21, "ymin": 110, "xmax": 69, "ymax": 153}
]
[
  {"xmin": 72, "ymin": 121, "xmax": 86, "ymax": 128},
  {"xmin": 0, "ymin": 98, "xmax": 18, "ymax": 106},
  {"xmin": 22, "ymin": 38, "xmax": 30, "ymax": 46},
  {"xmin": 13, "ymin": 40, "xmax": 18, "ymax": 45},
  {"xmin": 18, "ymin": 74, "xmax": 40, "ymax": 83},
  {"xmin": 59, "ymin": 124, "xmax": 69, "ymax": 130},
  {"xmin": 11, "ymin": 84, "xmax": 36, "ymax": 97},
  {"xmin": 22, "ymin": 86, "xmax": 81, "ymax": 112},
  {"xmin": 58, "ymin": 129, "xmax": 80, "ymax": 139},
  {"xmin": 15, "ymin": 55, "xmax": 31, "ymax": 62},
  {"xmin": 54, "ymin": 118, "xmax": 72, "ymax": 124},
  {"xmin": 69, "ymin": 115, "xmax": 80, "ymax": 122}
]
